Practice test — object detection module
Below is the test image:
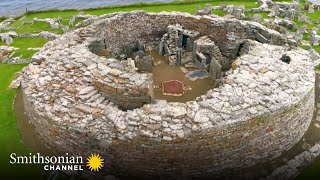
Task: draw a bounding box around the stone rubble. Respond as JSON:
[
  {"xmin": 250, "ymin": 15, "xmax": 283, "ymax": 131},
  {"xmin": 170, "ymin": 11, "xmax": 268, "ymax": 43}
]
[
  {"xmin": 0, "ymin": 18, "xmax": 14, "ymax": 30},
  {"xmin": 33, "ymin": 17, "xmax": 60, "ymax": 29},
  {"xmin": 310, "ymin": 28, "xmax": 320, "ymax": 46},
  {"xmin": 18, "ymin": 31, "xmax": 61, "ymax": 40},
  {"xmin": 0, "ymin": 31, "xmax": 17, "ymax": 45},
  {"xmin": 0, "ymin": 46, "xmax": 18, "ymax": 62}
]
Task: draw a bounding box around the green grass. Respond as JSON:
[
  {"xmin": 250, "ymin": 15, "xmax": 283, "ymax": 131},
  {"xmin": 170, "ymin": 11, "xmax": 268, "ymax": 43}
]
[
  {"xmin": 300, "ymin": 43, "xmax": 320, "ymax": 178},
  {"xmin": 0, "ymin": 64, "xmax": 48, "ymax": 179},
  {"xmin": 18, "ymin": 0, "xmax": 258, "ymax": 18},
  {"xmin": 0, "ymin": 64, "xmax": 28, "ymax": 157},
  {"xmin": 295, "ymin": 20, "xmax": 318, "ymax": 29},
  {"xmin": 313, "ymin": 46, "xmax": 320, "ymax": 53},
  {"xmin": 296, "ymin": 159, "xmax": 320, "ymax": 179},
  {"xmin": 83, "ymin": 0, "xmax": 258, "ymax": 15},
  {"xmin": 4, "ymin": 18, "xmax": 65, "ymax": 35},
  {"xmin": 0, "ymin": 0, "xmax": 259, "ymax": 59},
  {"xmin": 0, "ymin": 0, "xmax": 259, "ymax": 36},
  {"xmin": 245, "ymin": 12, "xmax": 269, "ymax": 19},
  {"xmin": 213, "ymin": 9, "xmax": 226, "ymax": 16},
  {"xmin": 8, "ymin": 37, "xmax": 48, "ymax": 59},
  {"xmin": 0, "ymin": 16, "xmax": 7, "ymax": 23},
  {"xmin": 20, "ymin": 1, "xmax": 257, "ymax": 18},
  {"xmin": 6, "ymin": 21, "xmax": 62, "ymax": 34},
  {"xmin": 300, "ymin": 0, "xmax": 320, "ymax": 22},
  {"xmin": 303, "ymin": 33, "xmax": 309, "ymax": 41}
]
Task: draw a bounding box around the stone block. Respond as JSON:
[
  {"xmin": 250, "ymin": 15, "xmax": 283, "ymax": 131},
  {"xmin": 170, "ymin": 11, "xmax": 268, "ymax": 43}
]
[
  {"xmin": 256, "ymin": 33, "xmax": 268, "ymax": 43},
  {"xmin": 135, "ymin": 55, "xmax": 154, "ymax": 73}
]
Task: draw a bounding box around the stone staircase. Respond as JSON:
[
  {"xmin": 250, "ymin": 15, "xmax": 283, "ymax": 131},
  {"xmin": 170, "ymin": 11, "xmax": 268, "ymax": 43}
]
[{"xmin": 78, "ymin": 86, "xmax": 109, "ymax": 107}]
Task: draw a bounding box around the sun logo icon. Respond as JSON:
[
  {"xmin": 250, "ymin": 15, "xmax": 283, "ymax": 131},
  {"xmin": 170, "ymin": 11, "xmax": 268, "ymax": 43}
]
[{"xmin": 86, "ymin": 153, "xmax": 104, "ymax": 172}]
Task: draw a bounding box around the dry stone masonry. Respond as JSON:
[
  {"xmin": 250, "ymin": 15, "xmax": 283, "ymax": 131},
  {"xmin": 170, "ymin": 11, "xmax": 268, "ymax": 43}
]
[
  {"xmin": 19, "ymin": 11, "xmax": 316, "ymax": 178},
  {"xmin": 265, "ymin": 142, "xmax": 320, "ymax": 179}
]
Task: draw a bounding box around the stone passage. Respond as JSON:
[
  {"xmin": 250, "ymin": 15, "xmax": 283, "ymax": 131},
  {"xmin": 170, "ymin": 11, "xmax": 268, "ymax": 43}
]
[{"xmin": 20, "ymin": 11, "xmax": 315, "ymax": 178}]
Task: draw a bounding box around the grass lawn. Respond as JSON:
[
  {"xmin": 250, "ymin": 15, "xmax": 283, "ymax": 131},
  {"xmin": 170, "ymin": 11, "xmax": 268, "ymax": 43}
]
[
  {"xmin": 0, "ymin": 64, "xmax": 47, "ymax": 178},
  {"xmin": 0, "ymin": 0, "xmax": 261, "ymax": 35},
  {"xmin": 0, "ymin": 0, "xmax": 293, "ymax": 34},
  {"xmin": 83, "ymin": 0, "xmax": 259, "ymax": 16},
  {"xmin": 0, "ymin": 64, "xmax": 28, "ymax": 158},
  {"xmin": 246, "ymin": 11, "xmax": 269, "ymax": 19},
  {"xmin": 300, "ymin": 0, "xmax": 320, "ymax": 22},
  {"xmin": 1, "ymin": 0, "xmax": 261, "ymax": 58},
  {"xmin": 296, "ymin": 159, "xmax": 320, "ymax": 179},
  {"xmin": 0, "ymin": 37, "xmax": 48, "ymax": 59},
  {"xmin": 10, "ymin": 37, "xmax": 48, "ymax": 59},
  {"xmin": 303, "ymin": 33, "xmax": 309, "ymax": 41},
  {"xmin": 6, "ymin": 21, "xmax": 62, "ymax": 34},
  {"xmin": 313, "ymin": 46, "xmax": 320, "ymax": 53}
]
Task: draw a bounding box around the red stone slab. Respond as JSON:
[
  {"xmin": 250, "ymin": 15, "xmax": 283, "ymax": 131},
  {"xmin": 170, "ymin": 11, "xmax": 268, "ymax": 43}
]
[{"xmin": 162, "ymin": 80, "xmax": 184, "ymax": 96}]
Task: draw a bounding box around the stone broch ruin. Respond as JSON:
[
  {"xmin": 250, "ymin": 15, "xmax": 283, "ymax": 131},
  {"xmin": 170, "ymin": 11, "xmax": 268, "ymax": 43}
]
[{"xmin": 19, "ymin": 11, "xmax": 315, "ymax": 177}]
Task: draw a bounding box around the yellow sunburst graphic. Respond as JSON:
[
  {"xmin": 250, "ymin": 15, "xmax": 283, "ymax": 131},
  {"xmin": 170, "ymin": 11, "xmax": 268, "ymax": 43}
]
[{"xmin": 86, "ymin": 153, "xmax": 104, "ymax": 172}]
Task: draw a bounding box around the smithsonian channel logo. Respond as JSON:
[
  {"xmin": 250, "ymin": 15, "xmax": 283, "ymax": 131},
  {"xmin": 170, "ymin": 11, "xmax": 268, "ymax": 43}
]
[{"xmin": 10, "ymin": 153, "xmax": 104, "ymax": 172}]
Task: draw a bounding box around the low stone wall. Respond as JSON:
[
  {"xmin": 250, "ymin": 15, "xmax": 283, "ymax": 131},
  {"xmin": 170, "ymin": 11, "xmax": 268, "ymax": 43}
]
[
  {"xmin": 20, "ymin": 11, "xmax": 315, "ymax": 178},
  {"xmin": 92, "ymin": 79, "xmax": 152, "ymax": 110},
  {"xmin": 265, "ymin": 143, "xmax": 320, "ymax": 180},
  {"xmin": 17, "ymin": 31, "xmax": 60, "ymax": 40}
]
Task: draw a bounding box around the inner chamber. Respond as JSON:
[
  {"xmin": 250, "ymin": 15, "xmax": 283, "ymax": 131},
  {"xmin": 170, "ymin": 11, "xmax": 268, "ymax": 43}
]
[
  {"xmin": 86, "ymin": 11, "xmax": 276, "ymax": 111},
  {"xmin": 89, "ymin": 23, "xmax": 232, "ymax": 109}
]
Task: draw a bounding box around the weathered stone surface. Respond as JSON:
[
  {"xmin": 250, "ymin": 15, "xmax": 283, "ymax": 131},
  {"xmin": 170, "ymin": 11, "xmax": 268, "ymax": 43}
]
[
  {"xmin": 135, "ymin": 55, "xmax": 154, "ymax": 72},
  {"xmin": 266, "ymin": 142, "xmax": 320, "ymax": 180},
  {"xmin": 33, "ymin": 18, "xmax": 60, "ymax": 29},
  {"xmin": 19, "ymin": 11, "xmax": 314, "ymax": 178},
  {"xmin": 79, "ymin": 86, "xmax": 95, "ymax": 95}
]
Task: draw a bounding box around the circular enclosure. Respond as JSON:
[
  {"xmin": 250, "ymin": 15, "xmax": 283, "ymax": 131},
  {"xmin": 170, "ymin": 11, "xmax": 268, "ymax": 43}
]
[{"xmin": 20, "ymin": 11, "xmax": 315, "ymax": 177}]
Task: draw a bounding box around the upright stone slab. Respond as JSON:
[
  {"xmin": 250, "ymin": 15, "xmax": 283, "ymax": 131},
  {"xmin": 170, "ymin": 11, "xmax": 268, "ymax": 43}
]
[
  {"xmin": 176, "ymin": 48, "xmax": 182, "ymax": 65},
  {"xmin": 308, "ymin": 5, "xmax": 315, "ymax": 14},
  {"xmin": 209, "ymin": 57, "xmax": 222, "ymax": 87},
  {"xmin": 159, "ymin": 40, "xmax": 164, "ymax": 55}
]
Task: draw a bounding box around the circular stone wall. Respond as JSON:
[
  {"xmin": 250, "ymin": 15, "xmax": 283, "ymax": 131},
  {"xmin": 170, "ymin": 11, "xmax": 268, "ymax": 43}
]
[{"xmin": 20, "ymin": 11, "xmax": 315, "ymax": 177}]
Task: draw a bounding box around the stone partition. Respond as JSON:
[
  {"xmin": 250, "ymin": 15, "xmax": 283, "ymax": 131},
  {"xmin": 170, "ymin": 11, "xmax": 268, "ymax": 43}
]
[{"xmin": 20, "ymin": 11, "xmax": 314, "ymax": 178}]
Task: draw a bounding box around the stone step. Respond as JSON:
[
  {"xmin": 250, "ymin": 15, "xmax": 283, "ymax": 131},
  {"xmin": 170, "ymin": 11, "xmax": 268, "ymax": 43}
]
[
  {"xmin": 79, "ymin": 86, "xmax": 95, "ymax": 95},
  {"xmin": 95, "ymin": 97, "xmax": 106, "ymax": 105},
  {"xmin": 90, "ymin": 97, "xmax": 106, "ymax": 107},
  {"xmin": 89, "ymin": 93, "xmax": 102, "ymax": 102},
  {"xmin": 80, "ymin": 90, "xmax": 98, "ymax": 101},
  {"xmin": 102, "ymin": 99, "xmax": 110, "ymax": 105}
]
